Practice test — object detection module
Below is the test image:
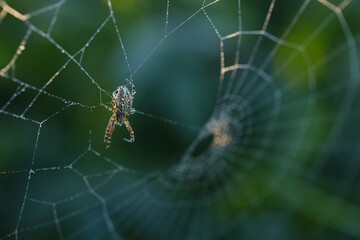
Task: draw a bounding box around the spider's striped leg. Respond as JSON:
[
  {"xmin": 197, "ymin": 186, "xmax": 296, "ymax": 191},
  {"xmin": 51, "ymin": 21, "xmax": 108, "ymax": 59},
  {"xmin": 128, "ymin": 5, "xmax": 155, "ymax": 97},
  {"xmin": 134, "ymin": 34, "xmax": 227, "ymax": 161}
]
[
  {"xmin": 126, "ymin": 78, "xmax": 136, "ymax": 99},
  {"xmin": 104, "ymin": 115, "xmax": 116, "ymax": 149},
  {"xmin": 101, "ymin": 102, "xmax": 113, "ymax": 112},
  {"xmin": 123, "ymin": 119, "xmax": 135, "ymax": 143}
]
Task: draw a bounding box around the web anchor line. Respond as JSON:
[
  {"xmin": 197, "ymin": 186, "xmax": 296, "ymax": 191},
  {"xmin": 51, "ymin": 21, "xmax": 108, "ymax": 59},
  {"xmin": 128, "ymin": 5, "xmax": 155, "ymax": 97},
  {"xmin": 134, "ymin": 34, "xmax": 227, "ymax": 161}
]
[{"xmin": 135, "ymin": 109, "xmax": 200, "ymax": 132}]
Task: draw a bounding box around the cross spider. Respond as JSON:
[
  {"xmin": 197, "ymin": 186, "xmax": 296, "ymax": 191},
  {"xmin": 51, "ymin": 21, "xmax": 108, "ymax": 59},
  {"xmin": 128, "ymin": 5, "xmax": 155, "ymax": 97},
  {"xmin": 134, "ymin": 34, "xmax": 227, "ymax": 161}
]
[{"xmin": 104, "ymin": 79, "xmax": 136, "ymax": 149}]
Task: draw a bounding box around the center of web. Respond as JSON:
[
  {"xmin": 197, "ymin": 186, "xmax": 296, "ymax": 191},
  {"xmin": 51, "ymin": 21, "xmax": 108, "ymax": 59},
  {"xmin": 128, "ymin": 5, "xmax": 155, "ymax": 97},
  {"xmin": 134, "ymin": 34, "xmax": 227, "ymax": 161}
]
[{"xmin": 170, "ymin": 95, "xmax": 253, "ymax": 181}]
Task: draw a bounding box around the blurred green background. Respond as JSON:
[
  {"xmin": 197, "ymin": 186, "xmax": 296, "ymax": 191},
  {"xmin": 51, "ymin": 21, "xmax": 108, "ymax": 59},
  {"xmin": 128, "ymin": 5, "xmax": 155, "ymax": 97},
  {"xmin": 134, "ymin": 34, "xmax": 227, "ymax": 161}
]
[{"xmin": 1, "ymin": 0, "xmax": 360, "ymax": 239}]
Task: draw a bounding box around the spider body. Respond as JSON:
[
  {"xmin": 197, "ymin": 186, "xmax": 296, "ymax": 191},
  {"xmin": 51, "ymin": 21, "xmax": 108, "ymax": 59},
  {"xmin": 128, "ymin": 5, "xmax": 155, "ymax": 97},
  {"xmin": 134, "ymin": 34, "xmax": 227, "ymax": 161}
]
[{"xmin": 104, "ymin": 80, "xmax": 136, "ymax": 148}]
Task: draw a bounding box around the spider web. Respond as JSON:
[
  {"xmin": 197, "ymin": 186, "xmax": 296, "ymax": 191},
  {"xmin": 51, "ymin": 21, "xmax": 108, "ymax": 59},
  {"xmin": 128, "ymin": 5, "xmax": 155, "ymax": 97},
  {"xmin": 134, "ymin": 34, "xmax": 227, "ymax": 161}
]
[{"xmin": 1, "ymin": 0, "xmax": 360, "ymax": 239}]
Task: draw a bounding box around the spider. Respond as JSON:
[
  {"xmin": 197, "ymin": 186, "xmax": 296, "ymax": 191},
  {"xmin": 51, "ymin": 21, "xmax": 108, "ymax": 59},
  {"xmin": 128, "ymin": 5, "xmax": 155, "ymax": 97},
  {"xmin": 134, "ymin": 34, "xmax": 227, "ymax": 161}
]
[{"xmin": 104, "ymin": 79, "xmax": 136, "ymax": 149}]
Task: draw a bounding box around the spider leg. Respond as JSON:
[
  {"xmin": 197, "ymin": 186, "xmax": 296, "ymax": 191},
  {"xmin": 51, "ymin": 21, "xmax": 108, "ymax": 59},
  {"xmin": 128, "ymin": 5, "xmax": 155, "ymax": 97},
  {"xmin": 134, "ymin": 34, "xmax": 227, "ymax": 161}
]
[
  {"xmin": 123, "ymin": 119, "xmax": 135, "ymax": 143},
  {"xmin": 104, "ymin": 115, "xmax": 116, "ymax": 149},
  {"xmin": 126, "ymin": 78, "xmax": 136, "ymax": 100},
  {"xmin": 101, "ymin": 102, "xmax": 113, "ymax": 112}
]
